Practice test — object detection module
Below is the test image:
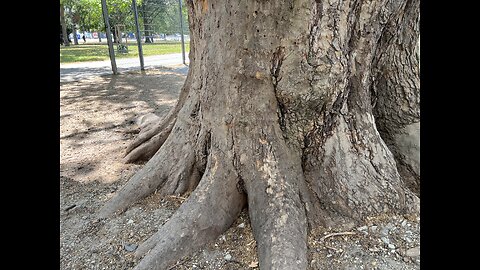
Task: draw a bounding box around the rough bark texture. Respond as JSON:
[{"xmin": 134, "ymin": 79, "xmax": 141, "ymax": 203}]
[
  {"xmin": 100, "ymin": 0, "xmax": 420, "ymax": 269},
  {"xmin": 371, "ymin": 0, "xmax": 420, "ymax": 195}
]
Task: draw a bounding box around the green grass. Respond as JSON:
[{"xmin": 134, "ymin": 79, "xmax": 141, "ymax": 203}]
[{"xmin": 60, "ymin": 42, "xmax": 190, "ymax": 63}]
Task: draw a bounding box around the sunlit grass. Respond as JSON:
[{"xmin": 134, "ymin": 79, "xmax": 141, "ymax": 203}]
[{"xmin": 60, "ymin": 42, "xmax": 190, "ymax": 63}]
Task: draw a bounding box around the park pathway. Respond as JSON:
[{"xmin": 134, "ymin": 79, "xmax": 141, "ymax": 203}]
[{"xmin": 60, "ymin": 53, "xmax": 189, "ymax": 83}]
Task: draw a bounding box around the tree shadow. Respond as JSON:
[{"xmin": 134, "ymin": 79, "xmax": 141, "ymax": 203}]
[
  {"xmin": 60, "ymin": 67, "xmax": 186, "ymax": 185},
  {"xmin": 60, "ymin": 68, "xmax": 185, "ymax": 119}
]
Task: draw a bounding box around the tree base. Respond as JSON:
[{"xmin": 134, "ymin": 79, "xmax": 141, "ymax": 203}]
[{"xmin": 99, "ymin": 0, "xmax": 420, "ymax": 268}]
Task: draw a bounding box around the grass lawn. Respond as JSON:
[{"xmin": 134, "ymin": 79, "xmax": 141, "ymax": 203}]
[{"xmin": 60, "ymin": 42, "xmax": 190, "ymax": 63}]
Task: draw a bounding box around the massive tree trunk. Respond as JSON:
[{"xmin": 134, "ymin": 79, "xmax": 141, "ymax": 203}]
[
  {"xmin": 99, "ymin": 0, "xmax": 420, "ymax": 269},
  {"xmin": 60, "ymin": 4, "xmax": 70, "ymax": 47}
]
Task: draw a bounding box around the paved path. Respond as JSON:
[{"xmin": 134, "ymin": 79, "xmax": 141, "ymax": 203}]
[{"xmin": 60, "ymin": 53, "xmax": 189, "ymax": 83}]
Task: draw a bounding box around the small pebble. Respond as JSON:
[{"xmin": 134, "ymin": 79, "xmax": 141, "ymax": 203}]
[
  {"xmin": 124, "ymin": 243, "xmax": 138, "ymax": 252},
  {"xmin": 381, "ymin": 237, "xmax": 390, "ymax": 244},
  {"xmin": 237, "ymin": 223, "xmax": 245, "ymax": 228},
  {"xmin": 224, "ymin": 254, "xmax": 232, "ymax": 261},
  {"xmin": 388, "ymin": 244, "xmax": 395, "ymax": 249},
  {"xmin": 357, "ymin": 226, "xmax": 368, "ymax": 231},
  {"xmin": 405, "ymin": 246, "xmax": 420, "ymax": 257}
]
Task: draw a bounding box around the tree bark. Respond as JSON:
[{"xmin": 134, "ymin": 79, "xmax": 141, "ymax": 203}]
[
  {"xmin": 60, "ymin": 4, "xmax": 70, "ymax": 46},
  {"xmin": 112, "ymin": 26, "xmax": 119, "ymax": 44},
  {"xmin": 144, "ymin": 20, "xmax": 154, "ymax": 43},
  {"xmin": 142, "ymin": 5, "xmax": 154, "ymax": 43},
  {"xmin": 371, "ymin": 0, "xmax": 420, "ymax": 195},
  {"xmin": 100, "ymin": 0, "xmax": 420, "ymax": 269},
  {"xmin": 72, "ymin": 25, "xmax": 79, "ymax": 45}
]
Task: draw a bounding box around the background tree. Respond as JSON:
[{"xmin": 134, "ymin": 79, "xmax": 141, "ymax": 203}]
[
  {"xmin": 76, "ymin": 0, "xmax": 104, "ymax": 34},
  {"xmin": 139, "ymin": 0, "xmax": 171, "ymax": 43},
  {"xmin": 149, "ymin": 0, "xmax": 189, "ymax": 36},
  {"xmin": 60, "ymin": 1, "xmax": 70, "ymax": 46},
  {"xmin": 62, "ymin": 0, "xmax": 81, "ymax": 45},
  {"xmin": 99, "ymin": 0, "xmax": 420, "ymax": 269},
  {"xmin": 107, "ymin": 0, "xmax": 135, "ymax": 43}
]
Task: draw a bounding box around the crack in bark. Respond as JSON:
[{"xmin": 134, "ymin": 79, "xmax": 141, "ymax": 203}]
[{"xmin": 271, "ymin": 46, "xmax": 287, "ymax": 135}]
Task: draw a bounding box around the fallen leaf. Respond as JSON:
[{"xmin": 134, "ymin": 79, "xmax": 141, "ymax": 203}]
[{"xmin": 249, "ymin": 261, "xmax": 258, "ymax": 268}]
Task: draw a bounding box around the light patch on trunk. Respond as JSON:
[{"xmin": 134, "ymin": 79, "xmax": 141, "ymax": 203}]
[
  {"xmin": 260, "ymin": 151, "xmax": 279, "ymax": 184},
  {"xmin": 393, "ymin": 122, "xmax": 420, "ymax": 174},
  {"xmin": 279, "ymin": 213, "xmax": 288, "ymax": 226},
  {"xmin": 258, "ymin": 148, "xmax": 290, "ymax": 232},
  {"xmin": 211, "ymin": 155, "xmax": 218, "ymax": 176},
  {"xmin": 200, "ymin": 0, "xmax": 208, "ymax": 13},
  {"xmin": 240, "ymin": 153, "xmax": 248, "ymax": 164},
  {"xmin": 255, "ymin": 71, "xmax": 266, "ymax": 80}
]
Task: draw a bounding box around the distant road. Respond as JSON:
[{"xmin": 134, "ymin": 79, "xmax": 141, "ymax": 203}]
[{"xmin": 60, "ymin": 53, "xmax": 189, "ymax": 83}]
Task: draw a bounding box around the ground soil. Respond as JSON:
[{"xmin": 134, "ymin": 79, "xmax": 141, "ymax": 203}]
[{"xmin": 60, "ymin": 67, "xmax": 420, "ymax": 270}]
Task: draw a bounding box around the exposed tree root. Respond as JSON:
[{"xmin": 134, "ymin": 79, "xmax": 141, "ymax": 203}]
[
  {"xmin": 124, "ymin": 117, "xmax": 176, "ymax": 164},
  {"xmin": 98, "ymin": 127, "xmax": 198, "ymax": 219},
  {"xmin": 132, "ymin": 150, "xmax": 246, "ymax": 270},
  {"xmin": 304, "ymin": 113, "xmax": 419, "ymax": 223},
  {"xmin": 236, "ymin": 126, "xmax": 309, "ymax": 269},
  {"xmin": 124, "ymin": 66, "xmax": 195, "ymax": 164}
]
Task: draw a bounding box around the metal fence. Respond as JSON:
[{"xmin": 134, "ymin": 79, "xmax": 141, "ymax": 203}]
[{"xmin": 67, "ymin": 0, "xmax": 190, "ymax": 74}]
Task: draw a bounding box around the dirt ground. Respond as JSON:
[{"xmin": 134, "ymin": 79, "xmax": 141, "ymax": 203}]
[{"xmin": 60, "ymin": 67, "xmax": 420, "ymax": 270}]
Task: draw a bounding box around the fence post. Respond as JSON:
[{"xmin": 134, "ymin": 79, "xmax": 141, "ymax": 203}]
[
  {"xmin": 132, "ymin": 0, "xmax": 145, "ymax": 70},
  {"xmin": 101, "ymin": 0, "xmax": 118, "ymax": 74}
]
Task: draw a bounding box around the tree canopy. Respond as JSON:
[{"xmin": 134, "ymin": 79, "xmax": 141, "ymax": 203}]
[{"xmin": 60, "ymin": 0, "xmax": 188, "ymax": 35}]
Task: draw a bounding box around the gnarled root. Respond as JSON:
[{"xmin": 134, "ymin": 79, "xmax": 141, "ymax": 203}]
[
  {"xmin": 132, "ymin": 149, "xmax": 246, "ymax": 270},
  {"xmin": 236, "ymin": 127, "xmax": 308, "ymax": 269},
  {"xmin": 123, "ymin": 115, "xmax": 176, "ymax": 164},
  {"xmin": 124, "ymin": 71, "xmax": 195, "ymax": 164},
  {"xmin": 98, "ymin": 127, "xmax": 197, "ymax": 219},
  {"xmin": 304, "ymin": 113, "xmax": 420, "ymax": 222}
]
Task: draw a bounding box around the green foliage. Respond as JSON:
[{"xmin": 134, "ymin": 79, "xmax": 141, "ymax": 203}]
[
  {"xmin": 107, "ymin": 0, "xmax": 136, "ymax": 30},
  {"xmin": 77, "ymin": 0, "xmax": 104, "ymax": 31},
  {"xmin": 147, "ymin": 0, "xmax": 188, "ymax": 35},
  {"xmin": 60, "ymin": 0, "xmax": 189, "ymax": 36}
]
